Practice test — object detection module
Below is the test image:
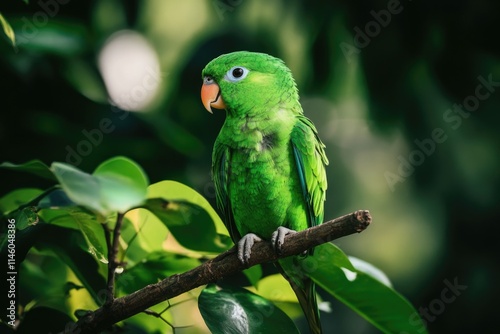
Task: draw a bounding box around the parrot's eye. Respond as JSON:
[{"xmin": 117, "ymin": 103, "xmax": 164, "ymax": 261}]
[
  {"xmin": 232, "ymin": 68, "xmax": 244, "ymax": 77},
  {"xmin": 225, "ymin": 66, "xmax": 249, "ymax": 82}
]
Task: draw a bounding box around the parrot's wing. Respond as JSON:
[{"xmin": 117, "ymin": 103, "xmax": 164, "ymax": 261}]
[
  {"xmin": 212, "ymin": 142, "xmax": 241, "ymax": 243},
  {"xmin": 291, "ymin": 115, "xmax": 329, "ymax": 228}
]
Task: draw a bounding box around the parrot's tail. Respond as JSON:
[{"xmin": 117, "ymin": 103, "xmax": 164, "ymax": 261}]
[
  {"xmin": 290, "ymin": 277, "xmax": 322, "ymax": 334},
  {"xmin": 276, "ymin": 261, "xmax": 322, "ymax": 334}
]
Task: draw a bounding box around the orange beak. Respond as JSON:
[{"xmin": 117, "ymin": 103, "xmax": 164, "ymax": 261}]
[{"xmin": 201, "ymin": 82, "xmax": 226, "ymax": 113}]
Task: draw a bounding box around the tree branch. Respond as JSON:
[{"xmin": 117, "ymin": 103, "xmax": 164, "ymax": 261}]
[
  {"xmin": 105, "ymin": 212, "xmax": 125, "ymax": 305},
  {"xmin": 69, "ymin": 210, "xmax": 372, "ymax": 334}
]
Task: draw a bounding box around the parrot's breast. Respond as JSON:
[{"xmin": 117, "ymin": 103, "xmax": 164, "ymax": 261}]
[{"xmin": 221, "ymin": 112, "xmax": 308, "ymax": 239}]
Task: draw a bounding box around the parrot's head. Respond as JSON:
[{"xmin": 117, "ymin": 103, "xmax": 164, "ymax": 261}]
[{"xmin": 201, "ymin": 51, "xmax": 298, "ymax": 115}]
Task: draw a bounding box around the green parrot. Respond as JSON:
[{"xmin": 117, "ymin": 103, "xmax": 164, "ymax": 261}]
[{"xmin": 201, "ymin": 51, "xmax": 328, "ymax": 334}]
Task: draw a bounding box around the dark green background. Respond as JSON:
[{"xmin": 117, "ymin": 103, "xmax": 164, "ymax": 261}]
[{"xmin": 1, "ymin": 0, "xmax": 498, "ymax": 333}]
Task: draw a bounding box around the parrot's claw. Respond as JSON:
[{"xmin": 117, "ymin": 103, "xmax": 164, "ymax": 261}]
[
  {"xmin": 237, "ymin": 233, "xmax": 262, "ymax": 265},
  {"xmin": 271, "ymin": 226, "xmax": 297, "ymax": 254}
]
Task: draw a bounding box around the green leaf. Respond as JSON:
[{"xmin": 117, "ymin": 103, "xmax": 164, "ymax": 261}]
[
  {"xmin": 18, "ymin": 250, "xmax": 71, "ymax": 310},
  {"xmin": 143, "ymin": 197, "xmax": 230, "ymax": 252},
  {"xmin": 39, "ymin": 207, "xmax": 108, "ymax": 263},
  {"xmin": 38, "ymin": 188, "xmax": 76, "ymax": 208},
  {"xmin": 119, "ymin": 211, "xmax": 169, "ymax": 265},
  {"xmin": 35, "ymin": 226, "xmax": 107, "ymax": 305},
  {"xmin": 50, "ymin": 156, "xmax": 148, "ymax": 215},
  {"xmin": 12, "ymin": 20, "xmax": 87, "ymax": 56},
  {"xmin": 0, "ymin": 160, "xmax": 55, "ymax": 181},
  {"xmin": 257, "ymin": 274, "xmax": 298, "ymax": 304},
  {"xmin": 143, "ymin": 180, "xmax": 232, "ymax": 252},
  {"xmin": 63, "ymin": 58, "xmax": 108, "ymax": 103},
  {"xmin": 348, "ymin": 255, "xmax": 392, "ymax": 288},
  {"xmin": 15, "ymin": 206, "xmax": 39, "ymax": 230},
  {"xmin": 121, "ymin": 307, "xmax": 172, "ymax": 334},
  {"xmin": 16, "ymin": 307, "xmax": 74, "ymax": 334},
  {"xmin": 254, "ymin": 274, "xmax": 303, "ymax": 320},
  {"xmin": 116, "ymin": 251, "xmax": 200, "ymax": 295},
  {"xmin": 0, "ymin": 13, "xmax": 15, "ymax": 46},
  {"xmin": 51, "ymin": 162, "xmax": 103, "ymax": 213},
  {"xmin": 305, "ymin": 243, "xmax": 428, "ymax": 334},
  {"xmin": 307, "ymin": 242, "xmax": 355, "ymax": 270},
  {"xmin": 0, "ymin": 222, "xmax": 47, "ymax": 265},
  {"xmin": 142, "ymin": 198, "xmax": 196, "ymax": 227},
  {"xmin": 242, "ymin": 265, "xmax": 263, "ymax": 288},
  {"xmin": 199, "ymin": 284, "xmax": 299, "ymax": 334},
  {"xmin": 93, "ymin": 156, "xmax": 149, "ymax": 213},
  {"xmin": 2, "ymin": 224, "xmax": 106, "ymax": 306},
  {"xmin": 0, "ymin": 188, "xmax": 43, "ymax": 214},
  {"xmin": 149, "ymin": 180, "xmax": 228, "ymax": 235}
]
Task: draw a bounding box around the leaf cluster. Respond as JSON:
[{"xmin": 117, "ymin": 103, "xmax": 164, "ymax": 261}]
[{"xmin": 1, "ymin": 157, "xmax": 426, "ymax": 333}]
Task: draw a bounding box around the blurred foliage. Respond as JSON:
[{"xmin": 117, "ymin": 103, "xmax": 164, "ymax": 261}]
[
  {"xmin": 0, "ymin": 0, "xmax": 499, "ymax": 333},
  {"xmin": 0, "ymin": 157, "xmax": 425, "ymax": 333}
]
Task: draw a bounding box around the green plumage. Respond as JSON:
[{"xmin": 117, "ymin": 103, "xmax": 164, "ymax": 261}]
[{"xmin": 203, "ymin": 51, "xmax": 328, "ymax": 334}]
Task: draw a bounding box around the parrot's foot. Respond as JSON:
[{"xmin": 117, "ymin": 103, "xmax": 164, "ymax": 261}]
[
  {"xmin": 237, "ymin": 233, "xmax": 262, "ymax": 265},
  {"xmin": 271, "ymin": 226, "xmax": 297, "ymax": 255}
]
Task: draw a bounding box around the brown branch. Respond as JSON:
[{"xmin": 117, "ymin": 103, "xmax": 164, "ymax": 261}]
[
  {"xmin": 69, "ymin": 210, "xmax": 372, "ymax": 334},
  {"xmin": 105, "ymin": 212, "xmax": 125, "ymax": 305}
]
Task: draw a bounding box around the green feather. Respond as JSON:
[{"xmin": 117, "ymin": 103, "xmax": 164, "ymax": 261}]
[{"xmin": 204, "ymin": 51, "xmax": 328, "ymax": 334}]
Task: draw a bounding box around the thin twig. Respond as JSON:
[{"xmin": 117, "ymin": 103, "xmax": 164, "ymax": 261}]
[
  {"xmin": 105, "ymin": 212, "xmax": 125, "ymax": 306},
  {"xmin": 142, "ymin": 299, "xmax": 194, "ymax": 331}
]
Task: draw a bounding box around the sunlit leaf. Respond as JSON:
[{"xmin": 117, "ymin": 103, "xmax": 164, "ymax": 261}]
[
  {"xmin": 257, "ymin": 274, "xmax": 297, "ymax": 304},
  {"xmin": 242, "ymin": 265, "xmax": 262, "ymax": 288},
  {"xmin": 143, "ymin": 180, "xmax": 232, "ymax": 252},
  {"xmin": 143, "ymin": 197, "xmax": 230, "ymax": 252},
  {"xmin": 0, "ymin": 13, "xmax": 16, "ymax": 46},
  {"xmin": 199, "ymin": 284, "xmax": 299, "ymax": 334},
  {"xmin": 121, "ymin": 307, "xmax": 173, "ymax": 334},
  {"xmin": 148, "ymin": 180, "xmax": 227, "ymax": 235},
  {"xmin": 120, "ymin": 210, "xmax": 169, "ymax": 265},
  {"xmin": 254, "ymin": 274, "xmax": 303, "ymax": 320}
]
